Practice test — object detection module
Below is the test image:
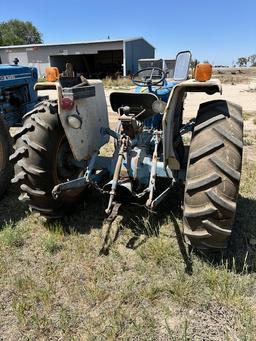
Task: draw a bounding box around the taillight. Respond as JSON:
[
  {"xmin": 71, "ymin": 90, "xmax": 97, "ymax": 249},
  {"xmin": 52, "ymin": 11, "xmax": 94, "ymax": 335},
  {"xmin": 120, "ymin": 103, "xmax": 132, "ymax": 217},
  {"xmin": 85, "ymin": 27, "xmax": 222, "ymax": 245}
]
[{"xmin": 61, "ymin": 97, "xmax": 74, "ymax": 110}]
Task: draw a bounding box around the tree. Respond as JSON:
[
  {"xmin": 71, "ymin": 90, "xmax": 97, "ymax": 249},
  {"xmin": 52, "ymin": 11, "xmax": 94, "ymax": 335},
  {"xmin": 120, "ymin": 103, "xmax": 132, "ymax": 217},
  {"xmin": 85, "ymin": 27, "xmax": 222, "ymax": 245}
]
[
  {"xmin": 0, "ymin": 19, "xmax": 42, "ymax": 46},
  {"xmin": 248, "ymin": 54, "xmax": 256, "ymax": 66},
  {"xmin": 191, "ymin": 59, "xmax": 199, "ymax": 69},
  {"xmin": 236, "ymin": 57, "xmax": 248, "ymax": 67}
]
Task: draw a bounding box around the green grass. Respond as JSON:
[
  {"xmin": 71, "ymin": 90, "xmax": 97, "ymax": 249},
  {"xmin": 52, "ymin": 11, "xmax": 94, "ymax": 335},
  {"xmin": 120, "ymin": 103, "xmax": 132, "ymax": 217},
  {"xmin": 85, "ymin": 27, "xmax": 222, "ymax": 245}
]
[
  {"xmin": 0, "ymin": 160, "xmax": 256, "ymax": 340},
  {"xmin": 41, "ymin": 235, "xmax": 62, "ymax": 254},
  {"xmin": 0, "ymin": 222, "xmax": 24, "ymax": 247}
]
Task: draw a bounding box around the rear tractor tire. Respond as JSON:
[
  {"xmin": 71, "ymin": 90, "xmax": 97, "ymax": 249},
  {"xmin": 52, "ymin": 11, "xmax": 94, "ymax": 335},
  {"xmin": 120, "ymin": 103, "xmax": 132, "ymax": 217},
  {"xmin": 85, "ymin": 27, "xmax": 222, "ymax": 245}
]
[
  {"xmin": 183, "ymin": 100, "xmax": 243, "ymax": 249},
  {"xmin": 10, "ymin": 101, "xmax": 87, "ymax": 219},
  {"xmin": 0, "ymin": 116, "xmax": 13, "ymax": 198}
]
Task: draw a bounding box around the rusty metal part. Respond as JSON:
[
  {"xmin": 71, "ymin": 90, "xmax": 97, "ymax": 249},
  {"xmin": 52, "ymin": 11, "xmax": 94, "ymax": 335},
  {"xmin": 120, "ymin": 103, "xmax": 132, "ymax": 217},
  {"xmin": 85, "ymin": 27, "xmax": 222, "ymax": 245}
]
[
  {"xmin": 151, "ymin": 184, "xmax": 172, "ymax": 209},
  {"xmin": 105, "ymin": 136, "xmax": 128, "ymax": 214},
  {"xmin": 146, "ymin": 131, "xmax": 161, "ymax": 208},
  {"xmin": 134, "ymin": 109, "xmax": 146, "ymax": 120},
  {"xmin": 99, "ymin": 202, "xmax": 122, "ymax": 255}
]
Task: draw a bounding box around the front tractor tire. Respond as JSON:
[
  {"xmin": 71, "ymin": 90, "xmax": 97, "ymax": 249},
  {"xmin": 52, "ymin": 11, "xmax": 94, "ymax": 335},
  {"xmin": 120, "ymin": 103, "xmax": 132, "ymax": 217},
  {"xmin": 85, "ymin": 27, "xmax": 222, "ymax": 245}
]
[
  {"xmin": 0, "ymin": 116, "xmax": 13, "ymax": 198},
  {"xmin": 183, "ymin": 100, "xmax": 243, "ymax": 249},
  {"xmin": 11, "ymin": 101, "xmax": 86, "ymax": 219}
]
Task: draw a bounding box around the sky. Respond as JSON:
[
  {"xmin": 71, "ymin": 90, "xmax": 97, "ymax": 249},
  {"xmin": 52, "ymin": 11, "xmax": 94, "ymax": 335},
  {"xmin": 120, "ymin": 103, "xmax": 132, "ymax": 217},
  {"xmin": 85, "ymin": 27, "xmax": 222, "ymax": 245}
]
[{"xmin": 0, "ymin": 0, "xmax": 255, "ymax": 65}]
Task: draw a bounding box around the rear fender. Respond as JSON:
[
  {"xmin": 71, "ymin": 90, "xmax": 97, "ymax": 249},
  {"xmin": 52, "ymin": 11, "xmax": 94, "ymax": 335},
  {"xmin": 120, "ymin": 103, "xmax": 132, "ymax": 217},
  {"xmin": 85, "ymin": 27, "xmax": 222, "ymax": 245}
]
[
  {"xmin": 56, "ymin": 79, "xmax": 109, "ymax": 161},
  {"xmin": 162, "ymin": 79, "xmax": 222, "ymax": 171}
]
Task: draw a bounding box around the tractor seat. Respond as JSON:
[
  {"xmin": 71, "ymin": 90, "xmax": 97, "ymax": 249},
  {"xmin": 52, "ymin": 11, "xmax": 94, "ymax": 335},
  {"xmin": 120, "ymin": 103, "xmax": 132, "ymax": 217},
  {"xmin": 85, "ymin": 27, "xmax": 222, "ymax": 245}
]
[{"xmin": 110, "ymin": 92, "xmax": 160, "ymax": 121}]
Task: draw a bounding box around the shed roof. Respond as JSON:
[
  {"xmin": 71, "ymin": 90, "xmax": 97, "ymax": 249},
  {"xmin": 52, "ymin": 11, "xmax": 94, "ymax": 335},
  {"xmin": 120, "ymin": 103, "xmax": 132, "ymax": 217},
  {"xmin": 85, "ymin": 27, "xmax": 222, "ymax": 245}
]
[{"xmin": 0, "ymin": 37, "xmax": 155, "ymax": 50}]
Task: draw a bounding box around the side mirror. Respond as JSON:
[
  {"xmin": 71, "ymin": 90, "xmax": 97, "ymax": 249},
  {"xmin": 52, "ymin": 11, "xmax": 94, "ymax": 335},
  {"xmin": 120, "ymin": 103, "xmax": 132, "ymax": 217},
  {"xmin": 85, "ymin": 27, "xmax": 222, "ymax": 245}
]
[{"xmin": 173, "ymin": 51, "xmax": 192, "ymax": 81}]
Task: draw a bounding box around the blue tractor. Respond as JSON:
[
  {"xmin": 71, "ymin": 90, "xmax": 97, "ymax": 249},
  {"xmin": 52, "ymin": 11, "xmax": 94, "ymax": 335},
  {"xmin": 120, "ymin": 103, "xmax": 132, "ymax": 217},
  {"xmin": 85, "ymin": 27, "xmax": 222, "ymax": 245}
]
[
  {"xmin": 11, "ymin": 51, "xmax": 244, "ymax": 251},
  {"xmin": 133, "ymin": 65, "xmax": 177, "ymax": 130},
  {"xmin": 0, "ymin": 61, "xmax": 38, "ymax": 197}
]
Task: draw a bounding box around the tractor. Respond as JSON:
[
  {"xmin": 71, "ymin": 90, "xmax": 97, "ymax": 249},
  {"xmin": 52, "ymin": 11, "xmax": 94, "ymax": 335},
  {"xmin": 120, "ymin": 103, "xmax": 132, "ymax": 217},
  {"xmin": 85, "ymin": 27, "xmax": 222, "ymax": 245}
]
[
  {"xmin": 10, "ymin": 51, "xmax": 243, "ymax": 252},
  {"xmin": 0, "ymin": 61, "xmax": 38, "ymax": 198}
]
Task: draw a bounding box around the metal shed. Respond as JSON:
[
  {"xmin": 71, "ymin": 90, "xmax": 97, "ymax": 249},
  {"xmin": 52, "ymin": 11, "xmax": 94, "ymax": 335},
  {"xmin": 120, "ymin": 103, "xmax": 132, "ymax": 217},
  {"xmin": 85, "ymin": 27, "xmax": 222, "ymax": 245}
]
[
  {"xmin": 0, "ymin": 37, "xmax": 155, "ymax": 78},
  {"xmin": 138, "ymin": 58, "xmax": 176, "ymax": 78}
]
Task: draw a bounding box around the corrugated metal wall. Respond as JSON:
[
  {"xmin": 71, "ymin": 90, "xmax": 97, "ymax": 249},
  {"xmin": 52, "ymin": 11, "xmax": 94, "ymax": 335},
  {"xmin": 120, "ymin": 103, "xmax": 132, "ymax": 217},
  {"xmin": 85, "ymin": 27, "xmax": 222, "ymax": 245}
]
[
  {"xmin": 125, "ymin": 39, "xmax": 155, "ymax": 75},
  {"xmin": 0, "ymin": 39, "xmax": 155, "ymax": 77},
  {"xmin": 0, "ymin": 41, "xmax": 123, "ymax": 77}
]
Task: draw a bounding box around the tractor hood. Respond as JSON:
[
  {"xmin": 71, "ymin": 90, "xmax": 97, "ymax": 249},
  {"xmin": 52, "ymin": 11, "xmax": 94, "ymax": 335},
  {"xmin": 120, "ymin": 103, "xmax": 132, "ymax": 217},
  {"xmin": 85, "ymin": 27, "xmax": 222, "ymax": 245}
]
[{"xmin": 0, "ymin": 64, "xmax": 38, "ymax": 88}]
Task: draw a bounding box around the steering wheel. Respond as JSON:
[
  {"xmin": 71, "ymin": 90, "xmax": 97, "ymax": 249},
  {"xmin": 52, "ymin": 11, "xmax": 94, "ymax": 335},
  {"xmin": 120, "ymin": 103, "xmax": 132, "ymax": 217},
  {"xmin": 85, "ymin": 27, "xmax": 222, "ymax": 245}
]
[{"xmin": 132, "ymin": 67, "xmax": 166, "ymax": 87}]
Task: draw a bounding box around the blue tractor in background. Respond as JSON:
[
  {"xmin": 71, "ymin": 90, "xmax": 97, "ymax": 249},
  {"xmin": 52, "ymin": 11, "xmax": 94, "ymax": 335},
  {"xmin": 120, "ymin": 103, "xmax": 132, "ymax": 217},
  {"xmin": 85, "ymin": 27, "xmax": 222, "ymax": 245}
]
[{"xmin": 0, "ymin": 60, "xmax": 38, "ymax": 197}]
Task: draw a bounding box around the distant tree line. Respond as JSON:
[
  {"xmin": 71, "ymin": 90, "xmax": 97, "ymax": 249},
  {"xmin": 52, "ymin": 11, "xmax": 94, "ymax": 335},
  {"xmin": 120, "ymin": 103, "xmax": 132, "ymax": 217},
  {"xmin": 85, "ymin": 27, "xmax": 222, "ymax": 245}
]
[
  {"xmin": 192, "ymin": 56, "xmax": 256, "ymax": 68},
  {"xmin": 0, "ymin": 19, "xmax": 43, "ymax": 46},
  {"xmin": 237, "ymin": 55, "xmax": 256, "ymax": 67}
]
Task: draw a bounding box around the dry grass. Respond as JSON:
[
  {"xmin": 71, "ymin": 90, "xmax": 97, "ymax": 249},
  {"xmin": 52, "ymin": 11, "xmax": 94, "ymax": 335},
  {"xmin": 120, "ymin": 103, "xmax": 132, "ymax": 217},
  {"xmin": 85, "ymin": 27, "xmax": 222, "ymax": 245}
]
[
  {"xmin": 38, "ymin": 76, "xmax": 134, "ymax": 89},
  {"xmin": 212, "ymin": 67, "xmax": 256, "ymax": 84},
  {"xmin": 243, "ymin": 132, "xmax": 256, "ymax": 146},
  {"xmin": 243, "ymin": 111, "xmax": 255, "ymax": 121},
  {"xmin": 103, "ymin": 76, "xmax": 134, "ymax": 89},
  {"xmin": 243, "ymin": 134, "xmax": 256, "ymax": 146},
  {"xmin": 0, "ymin": 154, "xmax": 256, "ymax": 339}
]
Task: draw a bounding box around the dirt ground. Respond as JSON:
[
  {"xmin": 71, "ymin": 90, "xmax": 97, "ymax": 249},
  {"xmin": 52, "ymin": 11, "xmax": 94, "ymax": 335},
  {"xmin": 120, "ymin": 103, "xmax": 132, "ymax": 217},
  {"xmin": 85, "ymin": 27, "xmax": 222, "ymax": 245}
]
[{"xmin": 183, "ymin": 83, "xmax": 256, "ymax": 117}]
